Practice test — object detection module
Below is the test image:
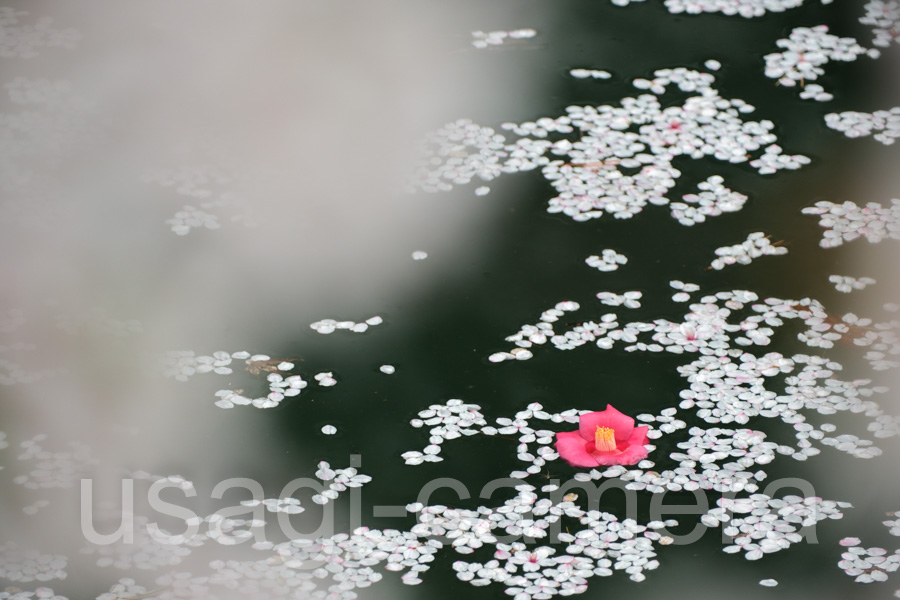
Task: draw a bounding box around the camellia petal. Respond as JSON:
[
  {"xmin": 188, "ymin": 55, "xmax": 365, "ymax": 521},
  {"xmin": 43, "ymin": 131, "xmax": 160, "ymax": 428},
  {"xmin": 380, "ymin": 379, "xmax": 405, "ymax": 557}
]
[
  {"xmin": 555, "ymin": 431, "xmax": 600, "ymax": 467},
  {"xmin": 611, "ymin": 443, "xmax": 649, "ymax": 465},
  {"xmin": 578, "ymin": 405, "xmax": 635, "ymax": 442},
  {"xmin": 625, "ymin": 425, "xmax": 650, "ymax": 447}
]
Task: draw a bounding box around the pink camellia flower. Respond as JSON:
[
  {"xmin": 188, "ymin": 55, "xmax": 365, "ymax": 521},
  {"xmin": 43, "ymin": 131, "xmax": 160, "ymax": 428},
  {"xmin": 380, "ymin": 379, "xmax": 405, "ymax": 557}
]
[{"xmin": 555, "ymin": 405, "xmax": 650, "ymax": 467}]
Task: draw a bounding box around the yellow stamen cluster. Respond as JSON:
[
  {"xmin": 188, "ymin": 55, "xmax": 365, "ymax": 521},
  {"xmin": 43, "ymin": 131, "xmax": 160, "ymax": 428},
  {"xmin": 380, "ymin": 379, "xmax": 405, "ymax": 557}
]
[{"xmin": 594, "ymin": 426, "xmax": 617, "ymax": 452}]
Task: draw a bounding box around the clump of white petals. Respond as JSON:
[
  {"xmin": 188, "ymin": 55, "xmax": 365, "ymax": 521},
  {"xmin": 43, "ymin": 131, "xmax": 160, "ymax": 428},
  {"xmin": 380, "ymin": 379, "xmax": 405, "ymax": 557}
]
[
  {"xmin": 163, "ymin": 351, "xmax": 313, "ymax": 409},
  {"xmin": 97, "ymin": 578, "xmax": 147, "ymax": 600},
  {"xmin": 81, "ymin": 515, "xmax": 204, "ymax": 570},
  {"xmin": 311, "ymin": 461, "xmax": 372, "ymax": 505},
  {"xmin": 829, "ymin": 274, "xmax": 876, "ymax": 293},
  {"xmin": 837, "ymin": 511, "xmax": 900, "ymax": 583},
  {"xmin": 165, "ymin": 204, "xmax": 220, "ymax": 235},
  {"xmin": 13, "ymin": 435, "xmax": 96, "ymax": 490},
  {"xmin": 799, "ymin": 83, "xmax": 834, "ymax": 102},
  {"xmin": 314, "ymin": 371, "xmax": 337, "ymax": 387},
  {"xmin": 749, "ymin": 144, "xmax": 811, "ymax": 174},
  {"xmin": 241, "ymin": 497, "xmax": 304, "ymax": 514},
  {"xmin": 803, "ymin": 199, "xmax": 900, "ymax": 247},
  {"xmin": 470, "ymin": 28, "xmax": 536, "ymax": 49},
  {"xmin": 162, "ymin": 349, "xmax": 237, "ymax": 380},
  {"xmin": 586, "ymin": 249, "xmax": 628, "ymax": 271},
  {"xmin": 414, "ymin": 67, "xmax": 806, "ymax": 222},
  {"xmin": 491, "ymin": 300, "xmax": 595, "ymax": 360},
  {"xmin": 609, "ymin": 0, "xmax": 820, "ymax": 16},
  {"xmin": 764, "ymin": 26, "xmax": 877, "ymax": 97},
  {"xmin": 704, "ymin": 495, "xmax": 850, "ymax": 560},
  {"xmin": 597, "ymin": 291, "xmax": 643, "ymax": 308},
  {"xmin": 403, "ymin": 400, "xmax": 486, "ymax": 464},
  {"xmin": 825, "ymin": 107, "xmax": 900, "ymax": 145},
  {"xmin": 214, "ymin": 372, "xmax": 308, "ymax": 409},
  {"xmin": 144, "ymin": 165, "xmax": 254, "ymax": 235},
  {"xmin": 669, "ymin": 280, "xmax": 700, "ymax": 302},
  {"xmin": 670, "ymin": 176, "xmax": 747, "ymax": 225},
  {"xmin": 0, "ymin": 543, "xmax": 67, "ymax": 583},
  {"xmin": 310, "ymin": 315, "xmax": 383, "ymax": 334},
  {"xmin": 860, "ymin": 0, "xmax": 900, "ymax": 48},
  {"xmin": 570, "ymin": 68, "xmax": 612, "ymax": 79},
  {"xmin": 202, "ymin": 353, "xmax": 308, "ymax": 409},
  {"xmin": 664, "ymin": 0, "xmax": 805, "ymax": 17},
  {"xmin": 710, "ymin": 232, "xmax": 787, "ymax": 270}
]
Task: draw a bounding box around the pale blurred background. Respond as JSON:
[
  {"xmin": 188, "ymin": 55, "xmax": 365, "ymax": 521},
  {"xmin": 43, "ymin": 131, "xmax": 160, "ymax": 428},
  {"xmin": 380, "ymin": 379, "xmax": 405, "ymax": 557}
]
[{"xmin": 0, "ymin": 1, "xmax": 552, "ymax": 596}]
